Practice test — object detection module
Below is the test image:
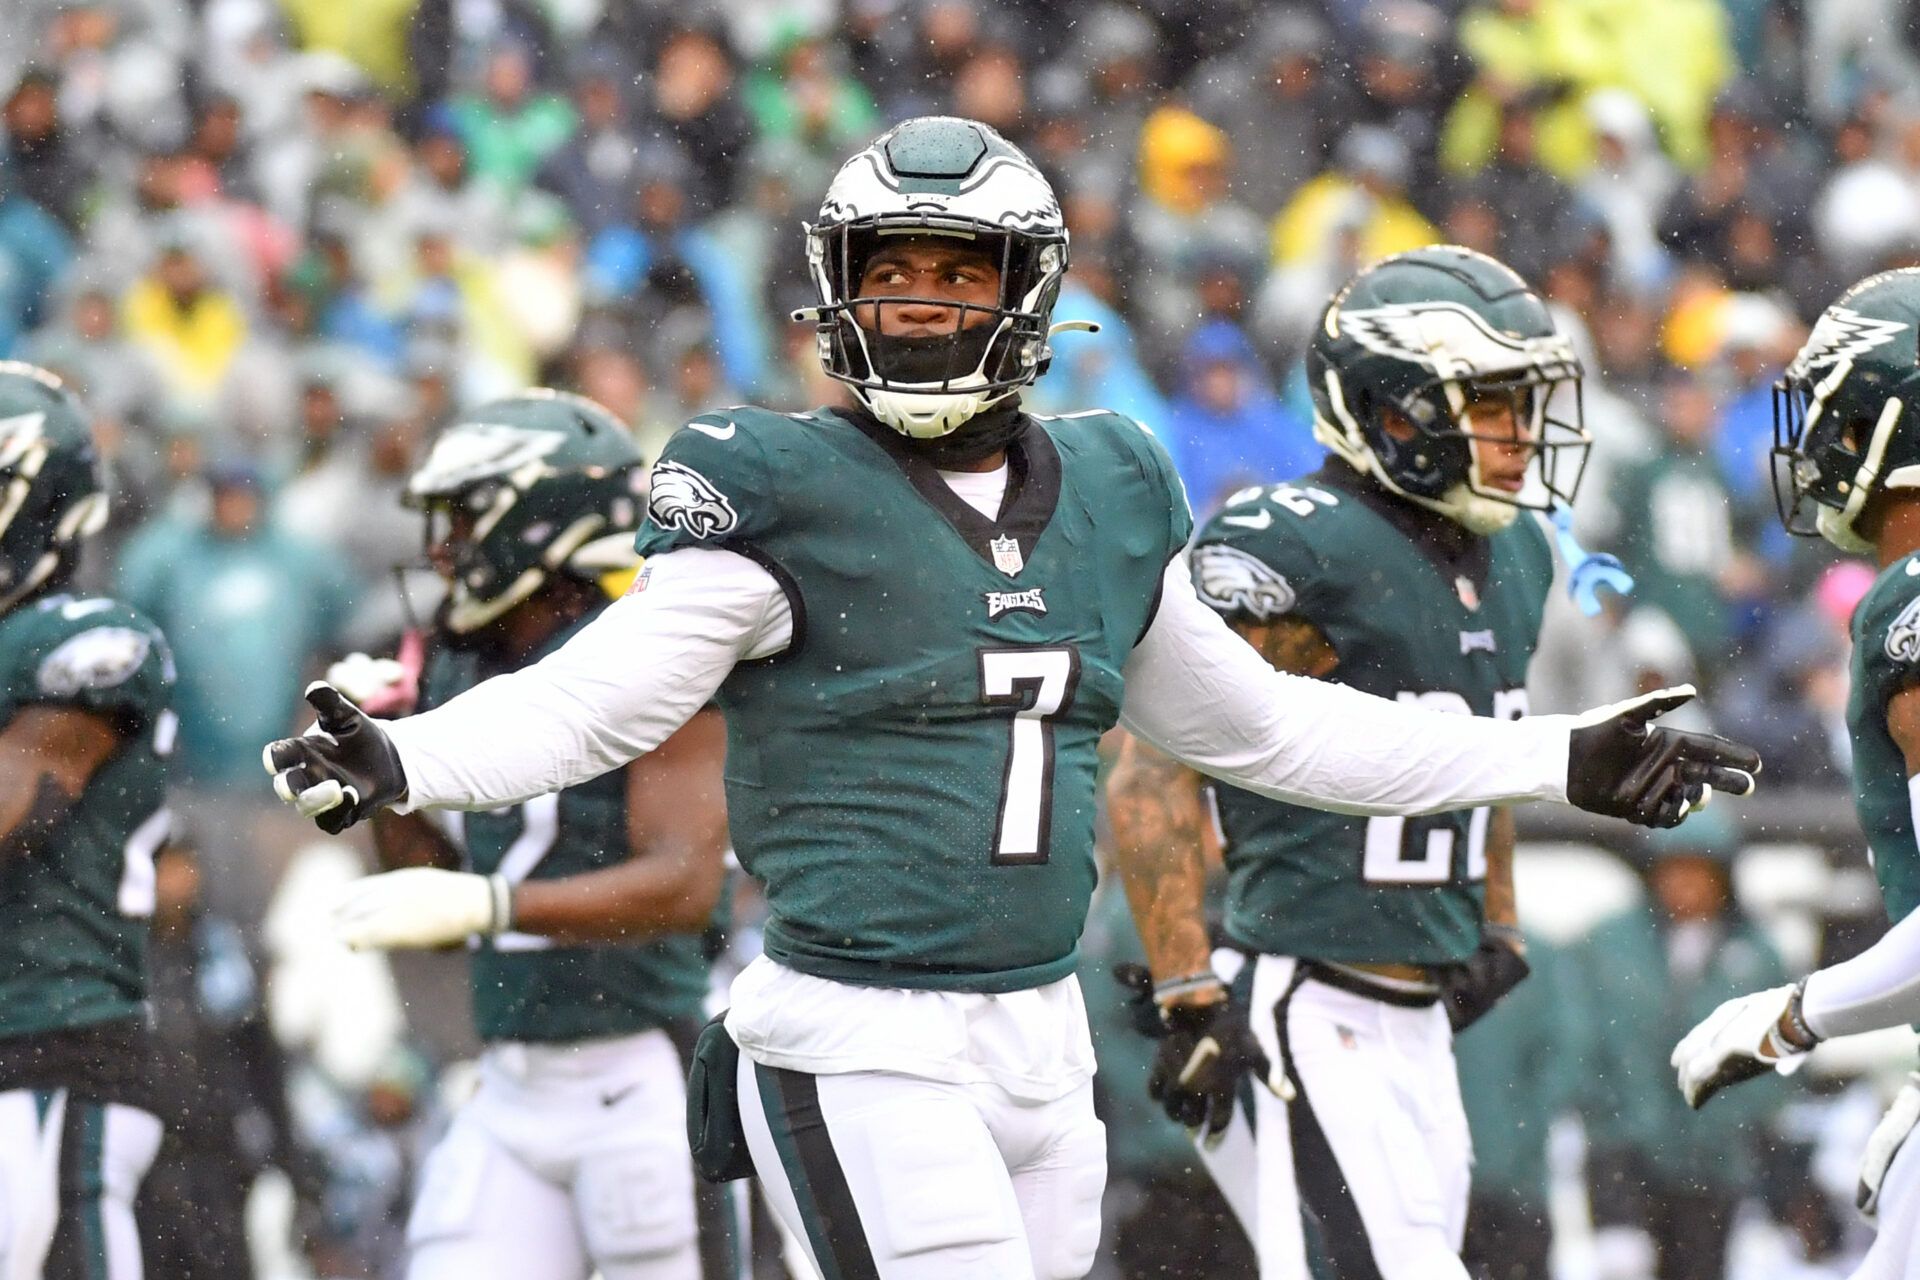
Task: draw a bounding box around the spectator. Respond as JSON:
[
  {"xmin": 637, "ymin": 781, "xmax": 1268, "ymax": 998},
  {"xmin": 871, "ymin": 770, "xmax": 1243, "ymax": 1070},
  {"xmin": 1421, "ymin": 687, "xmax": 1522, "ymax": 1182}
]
[
  {"xmin": 641, "ymin": 26, "xmax": 761, "ymax": 212},
  {"xmin": 1164, "ymin": 318, "xmax": 1317, "ymax": 517},
  {"xmin": 1609, "ymin": 373, "xmax": 1755, "ymax": 671},
  {"xmin": 1575, "ymin": 827, "xmax": 1791, "ymax": 1280},
  {"xmin": 533, "ymin": 48, "xmax": 644, "ymax": 237},
  {"xmin": 741, "ymin": 30, "xmax": 880, "ymax": 168},
  {"xmin": 445, "ymin": 41, "xmax": 577, "ymax": 193},
  {"xmin": 120, "ymin": 240, "xmax": 246, "ymax": 411},
  {"xmin": 116, "ymin": 461, "xmax": 354, "ymax": 787},
  {"xmin": 1183, "ymin": 7, "xmax": 1348, "ymax": 217},
  {"xmin": 3, "ymin": 67, "xmax": 92, "ymax": 229},
  {"xmin": 1270, "ymin": 126, "xmax": 1439, "ymax": 271}
]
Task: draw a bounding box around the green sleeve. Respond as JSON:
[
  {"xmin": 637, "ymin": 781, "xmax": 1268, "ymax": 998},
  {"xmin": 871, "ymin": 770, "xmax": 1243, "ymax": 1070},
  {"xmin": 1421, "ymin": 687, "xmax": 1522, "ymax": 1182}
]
[
  {"xmin": 1862, "ymin": 581, "xmax": 1920, "ymax": 705},
  {"xmin": 635, "ymin": 415, "xmax": 781, "ymax": 558},
  {"xmin": 1190, "ymin": 494, "xmax": 1332, "ymax": 628},
  {"xmin": 1107, "ymin": 414, "xmax": 1193, "ymax": 559},
  {"xmin": 9, "ymin": 601, "xmax": 174, "ymax": 731}
]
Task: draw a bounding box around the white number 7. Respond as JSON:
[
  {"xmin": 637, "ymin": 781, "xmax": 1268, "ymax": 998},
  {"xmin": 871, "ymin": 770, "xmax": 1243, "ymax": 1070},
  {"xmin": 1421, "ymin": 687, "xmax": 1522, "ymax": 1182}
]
[{"xmin": 979, "ymin": 647, "xmax": 1079, "ymax": 865}]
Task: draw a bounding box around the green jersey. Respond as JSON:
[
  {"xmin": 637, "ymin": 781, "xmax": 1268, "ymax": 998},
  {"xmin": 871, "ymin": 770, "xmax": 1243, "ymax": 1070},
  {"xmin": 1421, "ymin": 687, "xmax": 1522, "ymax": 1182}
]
[
  {"xmin": 420, "ymin": 608, "xmax": 709, "ymax": 1043},
  {"xmin": 0, "ymin": 594, "xmax": 174, "ymax": 1041},
  {"xmin": 1846, "ymin": 555, "xmax": 1920, "ymax": 923},
  {"xmin": 635, "ymin": 405, "xmax": 1189, "ymax": 993},
  {"xmin": 1192, "ymin": 464, "xmax": 1553, "ymax": 965}
]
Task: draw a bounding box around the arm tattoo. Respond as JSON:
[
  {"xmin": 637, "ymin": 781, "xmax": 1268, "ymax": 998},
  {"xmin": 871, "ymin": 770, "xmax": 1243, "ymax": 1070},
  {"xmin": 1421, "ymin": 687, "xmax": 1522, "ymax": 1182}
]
[
  {"xmin": 0, "ymin": 772, "xmax": 80, "ymax": 864},
  {"xmin": 1235, "ymin": 615, "xmax": 1338, "ymax": 678},
  {"xmin": 1108, "ymin": 735, "xmax": 1215, "ymax": 982}
]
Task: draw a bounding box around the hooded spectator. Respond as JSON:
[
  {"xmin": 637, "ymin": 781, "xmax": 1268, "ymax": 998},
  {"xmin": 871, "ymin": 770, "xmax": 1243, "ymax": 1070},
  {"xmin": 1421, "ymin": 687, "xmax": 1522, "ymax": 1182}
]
[{"xmin": 1164, "ymin": 318, "xmax": 1317, "ymax": 517}]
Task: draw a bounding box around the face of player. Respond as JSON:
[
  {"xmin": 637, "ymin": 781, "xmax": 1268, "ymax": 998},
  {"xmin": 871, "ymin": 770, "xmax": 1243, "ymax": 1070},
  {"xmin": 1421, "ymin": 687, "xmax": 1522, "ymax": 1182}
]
[
  {"xmin": 1381, "ymin": 388, "xmax": 1540, "ymax": 496},
  {"xmin": 854, "ymin": 239, "xmax": 1003, "ymax": 338}
]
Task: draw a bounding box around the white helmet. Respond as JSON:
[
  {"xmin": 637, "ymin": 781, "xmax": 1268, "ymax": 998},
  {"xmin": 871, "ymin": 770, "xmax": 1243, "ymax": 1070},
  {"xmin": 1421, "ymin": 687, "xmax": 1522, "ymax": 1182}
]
[{"xmin": 803, "ymin": 117, "xmax": 1071, "ymax": 441}]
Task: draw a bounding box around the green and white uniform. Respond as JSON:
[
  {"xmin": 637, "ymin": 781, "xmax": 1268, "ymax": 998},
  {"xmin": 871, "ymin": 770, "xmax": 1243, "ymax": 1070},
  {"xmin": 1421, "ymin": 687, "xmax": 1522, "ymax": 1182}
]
[
  {"xmin": 1191, "ymin": 462, "xmax": 1553, "ymax": 1280},
  {"xmin": 404, "ymin": 607, "xmax": 730, "ymax": 1280},
  {"xmin": 1846, "ymin": 557, "xmax": 1920, "ymax": 924},
  {"xmin": 418, "ymin": 611, "xmax": 709, "ymax": 1044},
  {"xmin": 0, "ymin": 593, "xmax": 174, "ymax": 1280},
  {"xmin": 636, "ymin": 406, "xmax": 1188, "ymax": 994},
  {"xmin": 1195, "ymin": 464, "xmax": 1553, "ymax": 967}
]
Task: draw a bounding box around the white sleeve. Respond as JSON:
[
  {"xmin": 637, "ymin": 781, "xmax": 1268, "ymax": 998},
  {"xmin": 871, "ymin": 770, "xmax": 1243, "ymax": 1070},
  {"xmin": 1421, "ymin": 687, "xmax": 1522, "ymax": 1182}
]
[
  {"xmin": 1118, "ymin": 558, "xmax": 1573, "ymax": 815},
  {"xmin": 384, "ymin": 547, "xmax": 791, "ymax": 811},
  {"xmin": 1799, "ymin": 776, "xmax": 1920, "ymax": 1038}
]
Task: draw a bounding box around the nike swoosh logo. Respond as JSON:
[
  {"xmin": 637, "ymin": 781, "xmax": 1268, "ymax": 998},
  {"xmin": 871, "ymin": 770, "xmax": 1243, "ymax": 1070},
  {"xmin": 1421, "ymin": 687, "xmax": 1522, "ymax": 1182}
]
[
  {"xmin": 687, "ymin": 421, "xmax": 737, "ymax": 441},
  {"xmin": 1220, "ymin": 510, "xmax": 1274, "ymax": 530},
  {"xmin": 601, "ymin": 1085, "xmax": 638, "ymax": 1108}
]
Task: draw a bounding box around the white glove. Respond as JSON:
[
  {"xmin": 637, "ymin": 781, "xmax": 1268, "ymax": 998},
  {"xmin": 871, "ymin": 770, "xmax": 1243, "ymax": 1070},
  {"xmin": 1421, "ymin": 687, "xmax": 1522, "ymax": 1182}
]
[
  {"xmin": 332, "ymin": 867, "xmax": 511, "ymax": 950},
  {"xmin": 1671, "ymin": 984, "xmax": 1814, "ymax": 1109},
  {"xmin": 1859, "ymin": 1073, "xmax": 1920, "ymax": 1219}
]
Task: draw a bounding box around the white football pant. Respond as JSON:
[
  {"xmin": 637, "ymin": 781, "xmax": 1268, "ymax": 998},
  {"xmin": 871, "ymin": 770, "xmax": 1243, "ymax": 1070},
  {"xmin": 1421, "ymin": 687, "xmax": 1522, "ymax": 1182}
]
[
  {"xmin": 0, "ymin": 1089, "xmax": 161, "ymax": 1280},
  {"xmin": 736, "ymin": 1056, "xmax": 1106, "ymax": 1280},
  {"xmin": 406, "ymin": 1028, "xmax": 704, "ymax": 1280},
  {"xmin": 1854, "ymin": 1128, "xmax": 1920, "ymax": 1279},
  {"xmin": 1230, "ymin": 956, "xmax": 1473, "ymax": 1280}
]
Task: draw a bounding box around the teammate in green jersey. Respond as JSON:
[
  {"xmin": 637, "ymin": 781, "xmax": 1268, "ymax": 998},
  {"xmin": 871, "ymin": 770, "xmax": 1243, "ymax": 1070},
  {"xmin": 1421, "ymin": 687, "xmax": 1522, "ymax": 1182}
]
[
  {"xmin": 1673, "ymin": 267, "xmax": 1920, "ymax": 1269},
  {"xmin": 267, "ymin": 118, "xmax": 1758, "ymax": 1280},
  {"xmin": 316, "ymin": 390, "xmax": 736, "ymax": 1280},
  {"xmin": 0, "ymin": 362, "xmax": 176, "ymax": 1280},
  {"xmin": 1107, "ymin": 246, "xmax": 1584, "ymax": 1279}
]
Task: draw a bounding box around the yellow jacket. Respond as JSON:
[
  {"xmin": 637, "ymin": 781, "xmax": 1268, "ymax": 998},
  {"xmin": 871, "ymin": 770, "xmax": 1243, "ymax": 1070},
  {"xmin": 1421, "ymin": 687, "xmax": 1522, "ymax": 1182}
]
[
  {"xmin": 122, "ymin": 279, "xmax": 246, "ymax": 398},
  {"xmin": 1270, "ymin": 173, "xmax": 1440, "ymax": 268}
]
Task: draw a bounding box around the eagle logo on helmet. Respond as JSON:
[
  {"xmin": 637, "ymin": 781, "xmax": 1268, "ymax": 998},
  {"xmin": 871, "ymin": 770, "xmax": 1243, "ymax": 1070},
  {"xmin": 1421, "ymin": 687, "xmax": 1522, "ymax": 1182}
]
[
  {"xmin": 1192, "ymin": 544, "xmax": 1297, "ymax": 620},
  {"xmin": 648, "ymin": 461, "xmax": 739, "ymax": 540},
  {"xmin": 0, "ymin": 411, "xmax": 48, "ymax": 471},
  {"xmin": 1338, "ymin": 302, "xmax": 1573, "ymax": 378},
  {"xmin": 1787, "ymin": 306, "xmax": 1910, "ymax": 381}
]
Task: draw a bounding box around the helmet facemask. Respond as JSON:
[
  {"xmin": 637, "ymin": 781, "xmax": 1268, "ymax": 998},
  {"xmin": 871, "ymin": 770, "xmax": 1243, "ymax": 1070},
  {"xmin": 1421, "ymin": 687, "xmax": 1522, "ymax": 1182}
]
[
  {"xmin": 1318, "ymin": 355, "xmax": 1589, "ymax": 534},
  {"xmin": 0, "ymin": 401, "xmax": 108, "ymax": 614},
  {"xmin": 806, "ymin": 218, "xmax": 1067, "ymax": 439},
  {"xmin": 1772, "ymin": 360, "xmax": 1903, "ymax": 555}
]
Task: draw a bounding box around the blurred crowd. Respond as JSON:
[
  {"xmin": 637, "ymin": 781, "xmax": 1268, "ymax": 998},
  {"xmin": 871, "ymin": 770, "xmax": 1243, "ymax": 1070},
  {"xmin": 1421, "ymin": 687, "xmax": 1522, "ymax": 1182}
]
[{"xmin": 11, "ymin": 0, "xmax": 1920, "ymax": 1275}]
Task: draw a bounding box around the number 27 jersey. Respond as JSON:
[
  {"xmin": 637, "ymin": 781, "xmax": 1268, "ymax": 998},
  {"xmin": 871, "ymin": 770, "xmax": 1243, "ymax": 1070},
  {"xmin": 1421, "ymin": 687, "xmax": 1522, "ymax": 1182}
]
[
  {"xmin": 635, "ymin": 406, "xmax": 1190, "ymax": 994},
  {"xmin": 1192, "ymin": 468, "xmax": 1553, "ymax": 966}
]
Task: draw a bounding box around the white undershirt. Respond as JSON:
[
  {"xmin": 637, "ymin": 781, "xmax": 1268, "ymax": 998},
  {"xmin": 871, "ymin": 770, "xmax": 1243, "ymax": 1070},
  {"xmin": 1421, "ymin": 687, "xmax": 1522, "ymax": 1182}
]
[{"xmin": 935, "ymin": 462, "xmax": 1010, "ymax": 520}]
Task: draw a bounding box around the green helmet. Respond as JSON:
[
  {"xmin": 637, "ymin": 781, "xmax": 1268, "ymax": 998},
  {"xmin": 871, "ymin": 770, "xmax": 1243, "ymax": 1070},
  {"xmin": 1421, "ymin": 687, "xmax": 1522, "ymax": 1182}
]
[
  {"xmin": 804, "ymin": 115, "xmax": 1069, "ymax": 442},
  {"xmin": 1308, "ymin": 246, "xmax": 1588, "ymax": 533},
  {"xmin": 405, "ymin": 390, "xmax": 644, "ymax": 634},
  {"xmin": 1774, "ymin": 268, "xmax": 1920, "ymax": 553},
  {"xmin": 0, "ymin": 361, "xmax": 107, "ymax": 615}
]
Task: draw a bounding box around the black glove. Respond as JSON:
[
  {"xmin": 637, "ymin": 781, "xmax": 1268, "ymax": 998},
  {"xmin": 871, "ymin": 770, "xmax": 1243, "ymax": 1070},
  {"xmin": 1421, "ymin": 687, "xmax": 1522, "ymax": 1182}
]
[
  {"xmin": 1112, "ymin": 963, "xmax": 1168, "ymax": 1041},
  {"xmin": 1565, "ymin": 687, "xmax": 1760, "ymax": 828},
  {"xmin": 264, "ymin": 683, "xmax": 408, "ymax": 835},
  {"xmin": 1438, "ymin": 925, "xmax": 1531, "ymax": 1032},
  {"xmin": 1148, "ymin": 995, "xmax": 1275, "ymax": 1140}
]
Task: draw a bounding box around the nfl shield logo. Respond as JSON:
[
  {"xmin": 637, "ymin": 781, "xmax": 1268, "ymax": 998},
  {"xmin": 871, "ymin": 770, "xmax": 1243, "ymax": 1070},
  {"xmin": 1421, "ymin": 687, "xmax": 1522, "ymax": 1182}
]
[
  {"xmin": 990, "ymin": 535, "xmax": 1024, "ymax": 576},
  {"xmin": 1455, "ymin": 575, "xmax": 1479, "ymax": 610}
]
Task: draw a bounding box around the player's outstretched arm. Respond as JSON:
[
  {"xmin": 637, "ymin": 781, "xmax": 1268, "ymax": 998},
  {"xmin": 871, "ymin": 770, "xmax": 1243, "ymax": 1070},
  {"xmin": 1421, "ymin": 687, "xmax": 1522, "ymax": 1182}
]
[
  {"xmin": 332, "ymin": 709, "xmax": 730, "ymax": 950},
  {"xmin": 1119, "ymin": 560, "xmax": 1759, "ymax": 826},
  {"xmin": 266, "ymin": 547, "xmax": 785, "ymax": 830},
  {"xmin": 1107, "ymin": 731, "xmax": 1218, "ymax": 994},
  {"xmin": 0, "ymin": 705, "xmax": 122, "ymax": 863}
]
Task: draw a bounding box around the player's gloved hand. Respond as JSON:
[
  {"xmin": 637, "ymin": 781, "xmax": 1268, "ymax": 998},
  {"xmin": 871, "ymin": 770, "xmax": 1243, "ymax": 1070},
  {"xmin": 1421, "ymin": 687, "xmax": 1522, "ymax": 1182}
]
[
  {"xmin": 1859, "ymin": 1073, "xmax": 1920, "ymax": 1219},
  {"xmin": 1670, "ymin": 981, "xmax": 1816, "ymax": 1109},
  {"xmin": 263, "ymin": 683, "xmax": 408, "ymax": 835},
  {"xmin": 1148, "ymin": 987, "xmax": 1290, "ymax": 1143},
  {"xmin": 1438, "ymin": 923, "xmax": 1531, "ymax": 1032},
  {"xmin": 1113, "ymin": 963, "xmax": 1168, "ymax": 1040},
  {"xmin": 1565, "ymin": 686, "xmax": 1761, "ymax": 828},
  {"xmin": 332, "ymin": 867, "xmax": 512, "ymax": 949},
  {"xmin": 325, "ymin": 631, "xmax": 425, "ymax": 717}
]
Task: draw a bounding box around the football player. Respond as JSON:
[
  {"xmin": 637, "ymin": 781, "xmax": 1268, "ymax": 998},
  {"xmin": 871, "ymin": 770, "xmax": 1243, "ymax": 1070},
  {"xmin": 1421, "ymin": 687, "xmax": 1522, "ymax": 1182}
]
[
  {"xmin": 1672, "ymin": 267, "xmax": 1920, "ymax": 1263},
  {"xmin": 267, "ymin": 117, "xmax": 1758, "ymax": 1280},
  {"xmin": 1106, "ymin": 246, "xmax": 1587, "ymax": 1279},
  {"xmin": 0, "ymin": 362, "xmax": 175, "ymax": 1280},
  {"xmin": 316, "ymin": 390, "xmax": 736, "ymax": 1280}
]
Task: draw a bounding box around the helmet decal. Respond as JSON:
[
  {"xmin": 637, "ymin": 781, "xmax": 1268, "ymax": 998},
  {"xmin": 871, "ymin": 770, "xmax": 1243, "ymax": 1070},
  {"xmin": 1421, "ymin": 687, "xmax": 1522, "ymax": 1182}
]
[
  {"xmin": 1337, "ymin": 302, "xmax": 1580, "ymax": 380},
  {"xmin": 1787, "ymin": 306, "xmax": 1908, "ymax": 381},
  {"xmin": 407, "ymin": 423, "xmax": 568, "ymax": 499}
]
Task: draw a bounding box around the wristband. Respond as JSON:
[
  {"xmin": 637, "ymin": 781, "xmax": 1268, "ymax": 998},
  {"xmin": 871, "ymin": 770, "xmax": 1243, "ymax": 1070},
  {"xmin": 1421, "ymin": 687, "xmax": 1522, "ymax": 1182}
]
[
  {"xmin": 487, "ymin": 874, "xmax": 514, "ymax": 935},
  {"xmin": 1153, "ymin": 972, "xmax": 1227, "ymax": 1008},
  {"xmin": 1777, "ymin": 979, "xmax": 1822, "ymax": 1052}
]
